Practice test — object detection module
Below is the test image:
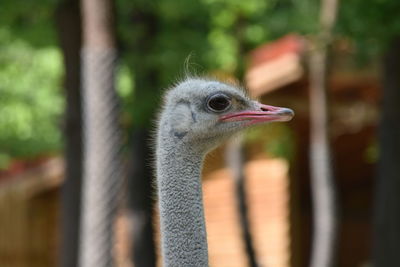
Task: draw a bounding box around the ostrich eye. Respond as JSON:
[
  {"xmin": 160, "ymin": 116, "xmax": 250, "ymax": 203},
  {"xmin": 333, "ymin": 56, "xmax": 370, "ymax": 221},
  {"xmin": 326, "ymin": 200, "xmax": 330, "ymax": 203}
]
[{"xmin": 206, "ymin": 93, "xmax": 232, "ymax": 113}]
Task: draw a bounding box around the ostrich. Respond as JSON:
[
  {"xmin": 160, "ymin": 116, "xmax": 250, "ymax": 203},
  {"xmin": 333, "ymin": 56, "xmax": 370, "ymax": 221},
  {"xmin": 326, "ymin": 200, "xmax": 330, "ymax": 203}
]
[{"xmin": 156, "ymin": 77, "xmax": 294, "ymax": 266}]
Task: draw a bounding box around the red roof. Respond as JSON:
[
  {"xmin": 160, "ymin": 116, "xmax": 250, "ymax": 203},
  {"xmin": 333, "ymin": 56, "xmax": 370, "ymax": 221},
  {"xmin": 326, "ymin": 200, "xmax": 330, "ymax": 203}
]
[{"xmin": 248, "ymin": 34, "xmax": 305, "ymax": 68}]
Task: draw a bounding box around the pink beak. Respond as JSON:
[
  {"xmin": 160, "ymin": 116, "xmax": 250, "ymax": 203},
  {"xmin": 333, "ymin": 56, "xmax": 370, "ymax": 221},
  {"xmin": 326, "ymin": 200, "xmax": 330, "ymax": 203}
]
[{"xmin": 219, "ymin": 104, "xmax": 294, "ymax": 126}]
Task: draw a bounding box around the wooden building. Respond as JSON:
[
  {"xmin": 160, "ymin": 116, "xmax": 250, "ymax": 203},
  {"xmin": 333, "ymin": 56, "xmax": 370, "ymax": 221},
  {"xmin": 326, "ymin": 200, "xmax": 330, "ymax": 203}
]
[{"xmin": 0, "ymin": 158, "xmax": 62, "ymax": 267}]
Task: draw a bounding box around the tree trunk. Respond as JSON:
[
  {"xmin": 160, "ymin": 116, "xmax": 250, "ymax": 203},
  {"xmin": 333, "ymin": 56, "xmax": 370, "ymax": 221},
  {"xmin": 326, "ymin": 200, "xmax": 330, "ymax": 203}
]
[
  {"xmin": 127, "ymin": 128, "xmax": 156, "ymax": 267},
  {"xmin": 79, "ymin": 0, "xmax": 122, "ymax": 266},
  {"xmin": 309, "ymin": 0, "xmax": 339, "ymax": 266},
  {"xmin": 125, "ymin": 7, "xmax": 160, "ymax": 266},
  {"xmin": 373, "ymin": 36, "xmax": 400, "ymax": 267},
  {"xmin": 226, "ymin": 137, "xmax": 259, "ymax": 267},
  {"xmin": 55, "ymin": 1, "xmax": 82, "ymax": 267}
]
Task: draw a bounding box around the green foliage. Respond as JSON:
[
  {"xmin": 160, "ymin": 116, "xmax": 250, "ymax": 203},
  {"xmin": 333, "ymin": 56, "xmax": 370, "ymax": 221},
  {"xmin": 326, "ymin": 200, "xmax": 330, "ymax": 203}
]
[
  {"xmin": 334, "ymin": 0, "xmax": 400, "ymax": 65},
  {"xmin": 338, "ymin": 0, "xmax": 400, "ymax": 55},
  {"xmin": 0, "ymin": 0, "xmax": 57, "ymax": 47},
  {"xmin": 0, "ymin": 0, "xmax": 62, "ymax": 167},
  {"xmin": 116, "ymin": 64, "xmax": 134, "ymax": 99},
  {"xmin": 0, "ymin": 29, "xmax": 63, "ymax": 163}
]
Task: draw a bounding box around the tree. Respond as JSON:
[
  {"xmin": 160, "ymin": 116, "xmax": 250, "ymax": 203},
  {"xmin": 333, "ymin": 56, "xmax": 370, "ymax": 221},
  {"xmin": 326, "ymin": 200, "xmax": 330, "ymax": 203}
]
[
  {"xmin": 308, "ymin": 0, "xmax": 339, "ymax": 266},
  {"xmin": 337, "ymin": 1, "xmax": 400, "ymax": 265},
  {"xmin": 79, "ymin": 0, "xmax": 123, "ymax": 266},
  {"xmin": 55, "ymin": 1, "xmax": 82, "ymax": 266},
  {"xmin": 373, "ymin": 36, "xmax": 400, "ymax": 267}
]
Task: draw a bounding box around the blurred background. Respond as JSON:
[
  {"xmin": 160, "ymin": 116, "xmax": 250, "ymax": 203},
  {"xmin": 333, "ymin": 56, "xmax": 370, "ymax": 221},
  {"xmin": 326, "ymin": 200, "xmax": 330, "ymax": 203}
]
[{"xmin": 0, "ymin": 0, "xmax": 399, "ymax": 267}]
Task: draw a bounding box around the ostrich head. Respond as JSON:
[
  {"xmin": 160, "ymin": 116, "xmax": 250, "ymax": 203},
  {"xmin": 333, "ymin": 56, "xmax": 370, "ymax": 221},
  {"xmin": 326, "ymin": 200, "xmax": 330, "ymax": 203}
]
[{"xmin": 159, "ymin": 78, "xmax": 294, "ymax": 152}]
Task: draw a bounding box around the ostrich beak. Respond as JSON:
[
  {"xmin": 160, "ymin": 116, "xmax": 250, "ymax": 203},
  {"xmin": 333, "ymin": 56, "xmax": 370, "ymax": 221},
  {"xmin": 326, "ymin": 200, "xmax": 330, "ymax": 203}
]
[{"xmin": 219, "ymin": 103, "xmax": 294, "ymax": 126}]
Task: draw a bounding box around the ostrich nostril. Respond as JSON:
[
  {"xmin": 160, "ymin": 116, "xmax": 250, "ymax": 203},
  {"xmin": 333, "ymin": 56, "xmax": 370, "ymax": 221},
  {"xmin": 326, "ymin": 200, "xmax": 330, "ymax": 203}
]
[
  {"xmin": 261, "ymin": 106, "xmax": 270, "ymax": 112},
  {"xmin": 280, "ymin": 108, "xmax": 295, "ymax": 116}
]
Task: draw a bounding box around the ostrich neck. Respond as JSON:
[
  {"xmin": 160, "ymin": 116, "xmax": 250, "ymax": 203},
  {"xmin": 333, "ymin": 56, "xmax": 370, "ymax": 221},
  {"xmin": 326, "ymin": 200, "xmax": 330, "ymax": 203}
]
[{"xmin": 157, "ymin": 137, "xmax": 209, "ymax": 267}]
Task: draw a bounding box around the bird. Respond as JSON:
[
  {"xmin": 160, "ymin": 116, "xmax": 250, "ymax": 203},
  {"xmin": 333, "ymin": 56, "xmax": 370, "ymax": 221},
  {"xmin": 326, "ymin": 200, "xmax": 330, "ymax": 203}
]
[{"xmin": 155, "ymin": 77, "xmax": 294, "ymax": 266}]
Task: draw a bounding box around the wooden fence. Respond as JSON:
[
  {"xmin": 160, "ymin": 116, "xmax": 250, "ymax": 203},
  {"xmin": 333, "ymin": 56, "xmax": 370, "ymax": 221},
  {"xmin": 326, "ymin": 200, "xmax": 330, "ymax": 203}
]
[{"xmin": 0, "ymin": 158, "xmax": 63, "ymax": 267}]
